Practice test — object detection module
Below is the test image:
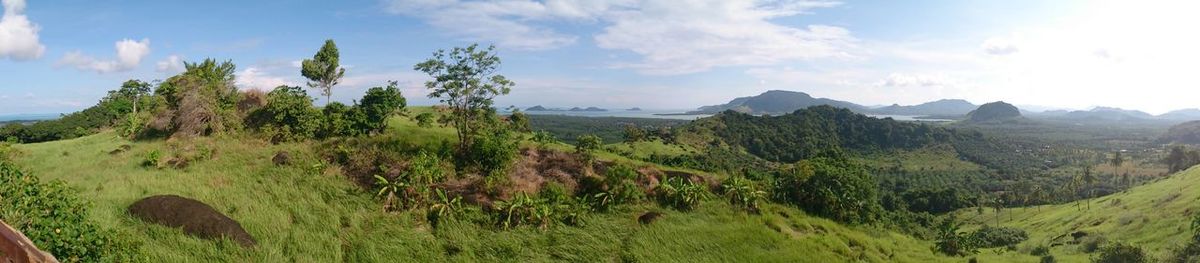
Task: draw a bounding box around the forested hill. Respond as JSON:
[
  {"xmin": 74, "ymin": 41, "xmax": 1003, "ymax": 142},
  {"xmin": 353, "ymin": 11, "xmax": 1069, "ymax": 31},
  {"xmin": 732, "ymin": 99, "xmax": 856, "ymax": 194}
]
[
  {"xmin": 678, "ymin": 105, "xmax": 1043, "ymax": 172},
  {"xmin": 680, "ymin": 105, "xmax": 965, "ymax": 162}
]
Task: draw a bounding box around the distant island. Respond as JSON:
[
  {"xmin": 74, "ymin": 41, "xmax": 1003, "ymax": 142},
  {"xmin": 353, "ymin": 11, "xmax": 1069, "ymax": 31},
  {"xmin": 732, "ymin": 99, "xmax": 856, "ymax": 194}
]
[
  {"xmin": 627, "ymin": 107, "xmax": 642, "ymax": 111},
  {"xmin": 525, "ymin": 105, "xmax": 608, "ymax": 112}
]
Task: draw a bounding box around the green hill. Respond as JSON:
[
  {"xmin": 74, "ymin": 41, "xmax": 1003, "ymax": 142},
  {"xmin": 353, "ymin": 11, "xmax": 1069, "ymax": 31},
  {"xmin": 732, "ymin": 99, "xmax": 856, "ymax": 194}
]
[
  {"xmin": 2, "ymin": 114, "xmax": 961, "ymax": 262},
  {"xmin": 954, "ymin": 166, "xmax": 1200, "ymax": 262}
]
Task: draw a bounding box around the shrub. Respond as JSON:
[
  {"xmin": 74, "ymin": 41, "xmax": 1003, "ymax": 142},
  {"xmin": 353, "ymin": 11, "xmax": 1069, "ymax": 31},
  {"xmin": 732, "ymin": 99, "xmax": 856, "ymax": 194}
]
[
  {"xmin": 357, "ymin": 82, "xmax": 406, "ymax": 134},
  {"xmin": 493, "ymin": 193, "xmax": 551, "ymax": 229},
  {"xmin": 0, "ymin": 141, "xmax": 19, "ymax": 161},
  {"xmin": 259, "ymin": 86, "xmax": 323, "ymax": 142},
  {"xmin": 142, "ymin": 150, "xmax": 163, "ymax": 168},
  {"xmin": 581, "ymin": 163, "xmax": 644, "ymax": 211},
  {"xmin": 654, "ymin": 177, "xmax": 708, "ymax": 211},
  {"xmin": 933, "ymin": 217, "xmax": 978, "ymax": 256},
  {"xmin": 0, "ymin": 162, "xmax": 139, "ymax": 261},
  {"xmin": 775, "ymin": 157, "xmax": 881, "ymax": 224},
  {"xmin": 575, "ymin": 134, "xmax": 603, "ymax": 165},
  {"xmin": 969, "ymin": 226, "xmax": 1029, "ymax": 248},
  {"xmin": 1040, "ymin": 255, "xmax": 1056, "ymax": 263},
  {"xmin": 1031, "ymin": 245, "xmax": 1050, "ymax": 256},
  {"xmin": 415, "ymin": 112, "xmax": 436, "ymax": 128},
  {"xmin": 468, "ymin": 129, "xmax": 519, "ymax": 187},
  {"xmin": 721, "ymin": 176, "xmax": 766, "ymax": 212},
  {"xmin": 1093, "ymin": 242, "xmax": 1147, "ymax": 263},
  {"xmin": 508, "ymin": 110, "xmax": 531, "ymax": 133},
  {"xmin": 532, "ymin": 130, "xmax": 556, "ymax": 146},
  {"xmin": 321, "ymin": 102, "xmax": 363, "ymax": 137}
]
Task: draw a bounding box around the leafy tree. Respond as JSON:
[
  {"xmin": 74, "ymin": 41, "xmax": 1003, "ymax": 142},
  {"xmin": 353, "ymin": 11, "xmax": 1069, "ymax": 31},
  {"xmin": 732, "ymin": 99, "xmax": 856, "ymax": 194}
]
[
  {"xmin": 301, "ymin": 39, "xmax": 345, "ymax": 104},
  {"xmin": 776, "ymin": 157, "xmax": 881, "ymax": 224},
  {"xmin": 414, "ymin": 44, "xmax": 514, "ymax": 156},
  {"xmin": 320, "ymin": 102, "xmax": 362, "ymax": 137},
  {"xmin": 357, "ymin": 81, "xmax": 407, "ymax": 134},
  {"xmin": 259, "ymin": 86, "xmax": 323, "ymax": 142}
]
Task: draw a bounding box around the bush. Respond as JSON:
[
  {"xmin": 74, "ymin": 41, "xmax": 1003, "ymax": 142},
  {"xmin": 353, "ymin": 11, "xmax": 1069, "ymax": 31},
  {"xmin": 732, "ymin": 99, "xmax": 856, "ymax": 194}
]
[
  {"xmin": 321, "ymin": 102, "xmax": 364, "ymax": 137},
  {"xmin": 142, "ymin": 150, "xmax": 163, "ymax": 168},
  {"xmin": 934, "ymin": 217, "xmax": 978, "ymax": 256},
  {"xmin": 259, "ymin": 86, "xmax": 323, "ymax": 142},
  {"xmin": 1040, "ymin": 255, "xmax": 1056, "ymax": 263},
  {"xmin": 574, "ymin": 134, "xmax": 602, "ymax": 165},
  {"xmin": 720, "ymin": 176, "xmax": 766, "ymax": 212},
  {"xmin": 1093, "ymin": 242, "xmax": 1147, "ymax": 263},
  {"xmin": 0, "ymin": 141, "xmax": 19, "ymax": 161},
  {"xmin": 532, "ymin": 130, "xmax": 556, "ymax": 146},
  {"xmin": 969, "ymin": 226, "xmax": 1029, "ymax": 248},
  {"xmin": 468, "ymin": 129, "xmax": 519, "ymax": 185},
  {"xmin": 415, "ymin": 112, "xmax": 436, "ymax": 128},
  {"xmin": 580, "ymin": 163, "xmax": 644, "ymax": 211},
  {"xmin": 0, "ymin": 162, "xmax": 139, "ymax": 261},
  {"xmin": 654, "ymin": 177, "xmax": 708, "ymax": 211}
]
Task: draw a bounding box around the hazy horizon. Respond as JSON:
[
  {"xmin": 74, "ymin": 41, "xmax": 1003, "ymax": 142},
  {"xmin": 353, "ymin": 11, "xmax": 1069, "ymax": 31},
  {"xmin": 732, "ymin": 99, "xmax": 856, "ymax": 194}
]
[{"xmin": 3, "ymin": 0, "xmax": 1198, "ymax": 115}]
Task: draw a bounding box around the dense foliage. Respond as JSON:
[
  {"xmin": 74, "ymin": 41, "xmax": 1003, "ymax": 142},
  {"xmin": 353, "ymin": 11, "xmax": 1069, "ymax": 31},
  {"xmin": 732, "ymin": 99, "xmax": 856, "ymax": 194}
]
[
  {"xmin": 0, "ymin": 162, "xmax": 139, "ymax": 262},
  {"xmin": 688, "ymin": 106, "xmax": 964, "ymax": 163},
  {"xmin": 774, "ymin": 157, "xmax": 881, "ymax": 224}
]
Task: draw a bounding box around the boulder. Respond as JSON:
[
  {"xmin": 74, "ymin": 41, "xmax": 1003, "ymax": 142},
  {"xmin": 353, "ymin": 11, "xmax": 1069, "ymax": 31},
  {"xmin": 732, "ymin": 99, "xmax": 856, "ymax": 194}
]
[{"xmin": 127, "ymin": 195, "xmax": 256, "ymax": 247}]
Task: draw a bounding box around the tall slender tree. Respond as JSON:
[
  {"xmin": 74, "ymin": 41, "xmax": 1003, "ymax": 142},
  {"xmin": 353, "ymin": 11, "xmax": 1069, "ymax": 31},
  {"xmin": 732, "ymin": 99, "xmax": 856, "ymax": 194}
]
[
  {"xmin": 1110, "ymin": 151, "xmax": 1125, "ymax": 186},
  {"xmin": 414, "ymin": 44, "xmax": 513, "ymax": 155},
  {"xmin": 1082, "ymin": 165, "xmax": 1096, "ymax": 210},
  {"xmin": 301, "ymin": 39, "xmax": 346, "ymax": 104}
]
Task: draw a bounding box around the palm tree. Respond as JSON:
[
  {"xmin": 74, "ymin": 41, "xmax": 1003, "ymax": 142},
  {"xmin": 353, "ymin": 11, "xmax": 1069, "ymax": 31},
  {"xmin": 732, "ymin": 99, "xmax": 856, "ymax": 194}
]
[
  {"xmin": 1029, "ymin": 184, "xmax": 1045, "ymax": 212},
  {"xmin": 1110, "ymin": 151, "xmax": 1125, "ymax": 188},
  {"xmin": 1082, "ymin": 166, "xmax": 1096, "ymax": 210}
]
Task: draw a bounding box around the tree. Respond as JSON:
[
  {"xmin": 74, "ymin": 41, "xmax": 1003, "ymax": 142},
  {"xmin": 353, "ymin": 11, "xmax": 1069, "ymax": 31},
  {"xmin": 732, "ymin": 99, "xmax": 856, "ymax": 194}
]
[
  {"xmin": 320, "ymin": 102, "xmax": 362, "ymax": 137},
  {"xmin": 301, "ymin": 39, "xmax": 346, "ymax": 104},
  {"xmin": 117, "ymin": 79, "xmax": 153, "ymax": 115},
  {"xmin": 1082, "ymin": 165, "xmax": 1096, "ymax": 210},
  {"xmin": 414, "ymin": 44, "xmax": 514, "ymax": 156},
  {"xmin": 508, "ymin": 109, "xmax": 531, "ymax": 133},
  {"xmin": 774, "ymin": 157, "xmax": 881, "ymax": 224},
  {"xmin": 623, "ymin": 124, "xmax": 646, "ymax": 144},
  {"xmin": 357, "ymin": 81, "xmax": 406, "ymax": 134},
  {"xmin": 260, "ymin": 86, "xmax": 323, "ymax": 142},
  {"xmin": 1110, "ymin": 151, "xmax": 1125, "ymax": 187}
]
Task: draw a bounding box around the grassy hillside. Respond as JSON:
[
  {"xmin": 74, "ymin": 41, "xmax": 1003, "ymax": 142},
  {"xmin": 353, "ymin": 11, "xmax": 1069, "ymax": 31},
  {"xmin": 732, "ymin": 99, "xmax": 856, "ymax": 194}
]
[
  {"xmin": 5, "ymin": 115, "xmax": 961, "ymax": 262},
  {"xmin": 955, "ymin": 166, "xmax": 1200, "ymax": 262}
]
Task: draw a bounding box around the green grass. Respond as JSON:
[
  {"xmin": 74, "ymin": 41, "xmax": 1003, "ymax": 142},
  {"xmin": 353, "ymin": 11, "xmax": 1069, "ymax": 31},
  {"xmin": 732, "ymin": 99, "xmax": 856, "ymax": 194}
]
[
  {"xmin": 953, "ymin": 166, "xmax": 1200, "ymax": 262},
  {"xmin": 7, "ymin": 115, "xmax": 961, "ymax": 262}
]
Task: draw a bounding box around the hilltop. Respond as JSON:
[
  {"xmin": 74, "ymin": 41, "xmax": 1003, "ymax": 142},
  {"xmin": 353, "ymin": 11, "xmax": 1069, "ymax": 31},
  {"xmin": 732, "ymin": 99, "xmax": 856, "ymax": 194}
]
[
  {"xmin": 965, "ymin": 101, "xmax": 1022, "ymax": 123},
  {"xmin": 688, "ymin": 90, "xmax": 867, "ymax": 115}
]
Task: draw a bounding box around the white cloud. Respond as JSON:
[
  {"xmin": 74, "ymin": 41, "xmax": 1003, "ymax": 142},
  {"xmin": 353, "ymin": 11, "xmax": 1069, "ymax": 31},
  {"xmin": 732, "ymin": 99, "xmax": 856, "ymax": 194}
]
[
  {"xmin": 0, "ymin": 0, "xmax": 46, "ymax": 61},
  {"xmin": 236, "ymin": 67, "xmax": 297, "ymax": 91},
  {"xmin": 595, "ymin": 1, "xmax": 853, "ymax": 75},
  {"xmin": 877, "ymin": 73, "xmax": 954, "ymax": 88},
  {"xmin": 981, "ymin": 37, "xmax": 1018, "ymax": 55},
  {"xmin": 155, "ymin": 55, "xmax": 184, "ymax": 73},
  {"xmin": 58, "ymin": 38, "xmax": 151, "ymax": 73},
  {"xmin": 383, "ymin": 0, "xmax": 852, "ymax": 74}
]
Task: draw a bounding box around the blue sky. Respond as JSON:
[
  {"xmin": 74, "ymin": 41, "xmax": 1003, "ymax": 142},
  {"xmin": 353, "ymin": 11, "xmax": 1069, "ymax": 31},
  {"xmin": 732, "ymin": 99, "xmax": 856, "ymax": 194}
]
[{"xmin": 2, "ymin": 0, "xmax": 1197, "ymax": 115}]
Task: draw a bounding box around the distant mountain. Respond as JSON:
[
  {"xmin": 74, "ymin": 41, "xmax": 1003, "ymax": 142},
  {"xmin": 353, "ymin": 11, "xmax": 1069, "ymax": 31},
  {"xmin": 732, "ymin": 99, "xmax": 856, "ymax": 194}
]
[
  {"xmin": 627, "ymin": 107, "xmax": 642, "ymax": 111},
  {"xmin": 689, "ymin": 90, "xmax": 867, "ymax": 115},
  {"xmin": 871, "ymin": 99, "xmax": 976, "ymax": 116},
  {"xmin": 965, "ymin": 101, "xmax": 1022, "ymax": 122},
  {"xmin": 1161, "ymin": 120, "xmax": 1200, "ymax": 144},
  {"xmin": 568, "ymin": 107, "xmax": 606, "ymax": 112},
  {"xmin": 1058, "ymin": 107, "xmax": 1154, "ymax": 121},
  {"xmin": 525, "ymin": 106, "xmax": 607, "ymax": 112},
  {"xmin": 1159, "ymin": 109, "xmax": 1200, "ymax": 121}
]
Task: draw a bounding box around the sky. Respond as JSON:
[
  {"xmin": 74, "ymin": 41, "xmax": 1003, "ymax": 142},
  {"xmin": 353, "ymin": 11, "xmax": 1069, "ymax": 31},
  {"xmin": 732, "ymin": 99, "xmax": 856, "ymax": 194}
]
[{"xmin": 1, "ymin": 0, "xmax": 1198, "ymax": 115}]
